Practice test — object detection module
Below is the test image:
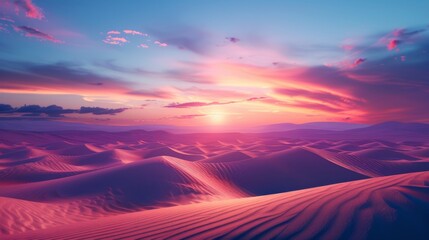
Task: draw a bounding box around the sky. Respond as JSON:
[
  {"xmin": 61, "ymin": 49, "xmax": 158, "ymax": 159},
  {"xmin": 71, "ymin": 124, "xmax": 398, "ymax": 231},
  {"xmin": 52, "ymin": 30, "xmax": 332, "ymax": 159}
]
[{"xmin": 0, "ymin": 0, "xmax": 429, "ymax": 128}]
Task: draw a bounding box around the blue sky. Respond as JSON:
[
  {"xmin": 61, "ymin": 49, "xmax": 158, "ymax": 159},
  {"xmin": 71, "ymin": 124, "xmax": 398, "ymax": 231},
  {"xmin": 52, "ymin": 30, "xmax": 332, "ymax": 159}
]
[{"xmin": 1, "ymin": 0, "xmax": 429, "ymax": 126}]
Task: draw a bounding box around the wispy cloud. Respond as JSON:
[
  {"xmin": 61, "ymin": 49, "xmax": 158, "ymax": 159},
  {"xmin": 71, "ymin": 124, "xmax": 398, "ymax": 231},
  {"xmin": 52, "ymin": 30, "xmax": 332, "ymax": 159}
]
[
  {"xmin": 164, "ymin": 97, "xmax": 265, "ymax": 108},
  {"xmin": 13, "ymin": 0, "xmax": 44, "ymax": 19},
  {"xmin": 107, "ymin": 30, "xmax": 121, "ymax": 35},
  {"xmin": 168, "ymin": 114, "xmax": 206, "ymax": 119},
  {"xmin": 154, "ymin": 40, "xmax": 168, "ymax": 47},
  {"xmin": 13, "ymin": 25, "xmax": 62, "ymax": 43},
  {"xmin": 164, "ymin": 101, "xmax": 237, "ymax": 108},
  {"xmin": 225, "ymin": 37, "xmax": 240, "ymax": 43},
  {"xmin": 149, "ymin": 26, "xmax": 211, "ymax": 54},
  {"xmin": 0, "ymin": 17, "xmax": 15, "ymax": 23},
  {"xmin": 0, "ymin": 60, "xmax": 174, "ymax": 100},
  {"xmin": 123, "ymin": 29, "xmax": 148, "ymax": 36}
]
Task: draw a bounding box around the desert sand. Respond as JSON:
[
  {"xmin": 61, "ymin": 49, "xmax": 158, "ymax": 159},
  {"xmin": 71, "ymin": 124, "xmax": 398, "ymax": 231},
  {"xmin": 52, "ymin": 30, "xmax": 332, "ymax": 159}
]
[{"xmin": 1, "ymin": 126, "xmax": 429, "ymax": 239}]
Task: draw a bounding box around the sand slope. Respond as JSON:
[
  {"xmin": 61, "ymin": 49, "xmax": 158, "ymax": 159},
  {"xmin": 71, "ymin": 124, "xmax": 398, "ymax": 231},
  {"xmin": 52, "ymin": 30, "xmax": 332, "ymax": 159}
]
[{"xmin": 6, "ymin": 171, "xmax": 429, "ymax": 240}]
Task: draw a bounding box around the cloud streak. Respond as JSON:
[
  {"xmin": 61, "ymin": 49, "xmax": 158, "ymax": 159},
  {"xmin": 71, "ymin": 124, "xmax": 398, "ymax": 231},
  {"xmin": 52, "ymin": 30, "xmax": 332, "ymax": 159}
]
[
  {"xmin": 154, "ymin": 40, "xmax": 168, "ymax": 47},
  {"xmin": 0, "ymin": 60, "xmax": 174, "ymax": 100},
  {"xmin": 13, "ymin": 25, "xmax": 62, "ymax": 43},
  {"xmin": 164, "ymin": 101, "xmax": 237, "ymax": 108},
  {"xmin": 164, "ymin": 97, "xmax": 266, "ymax": 109},
  {"xmin": 123, "ymin": 30, "xmax": 148, "ymax": 36},
  {"xmin": 168, "ymin": 114, "xmax": 206, "ymax": 119}
]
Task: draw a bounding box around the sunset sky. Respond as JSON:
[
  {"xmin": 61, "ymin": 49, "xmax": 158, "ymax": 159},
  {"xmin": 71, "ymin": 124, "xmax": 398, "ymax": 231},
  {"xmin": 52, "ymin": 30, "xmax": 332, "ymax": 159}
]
[{"xmin": 1, "ymin": 0, "xmax": 429, "ymax": 127}]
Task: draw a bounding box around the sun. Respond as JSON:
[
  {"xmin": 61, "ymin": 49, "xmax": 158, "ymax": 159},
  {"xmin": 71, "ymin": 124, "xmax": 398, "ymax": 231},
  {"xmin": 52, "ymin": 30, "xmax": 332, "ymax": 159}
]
[{"xmin": 208, "ymin": 112, "xmax": 225, "ymax": 125}]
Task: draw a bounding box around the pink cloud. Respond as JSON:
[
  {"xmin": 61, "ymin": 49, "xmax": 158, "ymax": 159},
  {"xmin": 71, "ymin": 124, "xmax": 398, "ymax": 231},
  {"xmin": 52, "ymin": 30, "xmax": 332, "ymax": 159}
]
[
  {"xmin": 165, "ymin": 101, "xmax": 236, "ymax": 108},
  {"xmin": 0, "ymin": 17, "xmax": 15, "ymax": 23},
  {"xmin": 341, "ymin": 44, "xmax": 354, "ymax": 51},
  {"xmin": 107, "ymin": 30, "xmax": 121, "ymax": 35},
  {"xmin": 103, "ymin": 36, "xmax": 128, "ymax": 45},
  {"xmin": 14, "ymin": 0, "xmax": 44, "ymax": 19},
  {"xmin": 387, "ymin": 39, "xmax": 400, "ymax": 50},
  {"xmin": 154, "ymin": 40, "xmax": 168, "ymax": 47},
  {"xmin": 13, "ymin": 25, "xmax": 62, "ymax": 43},
  {"xmin": 123, "ymin": 30, "xmax": 148, "ymax": 36},
  {"xmin": 164, "ymin": 97, "xmax": 264, "ymax": 108},
  {"xmin": 138, "ymin": 43, "xmax": 149, "ymax": 48},
  {"xmin": 392, "ymin": 29, "xmax": 404, "ymax": 37},
  {"xmin": 352, "ymin": 58, "xmax": 366, "ymax": 67},
  {"xmin": 169, "ymin": 114, "xmax": 206, "ymax": 119},
  {"xmin": 247, "ymin": 97, "xmax": 268, "ymax": 101},
  {"xmin": 110, "ymin": 37, "xmax": 127, "ymax": 42}
]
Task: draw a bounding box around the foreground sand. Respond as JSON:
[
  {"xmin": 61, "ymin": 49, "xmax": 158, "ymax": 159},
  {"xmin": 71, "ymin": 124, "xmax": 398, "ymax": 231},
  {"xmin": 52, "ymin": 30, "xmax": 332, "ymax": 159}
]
[
  {"xmin": 6, "ymin": 171, "xmax": 429, "ymax": 240},
  {"xmin": 1, "ymin": 129, "xmax": 429, "ymax": 239}
]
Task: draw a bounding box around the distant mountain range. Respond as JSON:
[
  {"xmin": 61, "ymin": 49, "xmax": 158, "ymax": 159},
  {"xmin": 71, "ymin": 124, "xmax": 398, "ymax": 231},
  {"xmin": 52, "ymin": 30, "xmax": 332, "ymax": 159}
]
[
  {"xmin": 252, "ymin": 122, "xmax": 367, "ymax": 132},
  {"xmin": 0, "ymin": 119, "xmax": 428, "ymax": 140},
  {"xmin": 264, "ymin": 121, "xmax": 429, "ymax": 141},
  {"xmin": 0, "ymin": 119, "xmax": 366, "ymax": 133}
]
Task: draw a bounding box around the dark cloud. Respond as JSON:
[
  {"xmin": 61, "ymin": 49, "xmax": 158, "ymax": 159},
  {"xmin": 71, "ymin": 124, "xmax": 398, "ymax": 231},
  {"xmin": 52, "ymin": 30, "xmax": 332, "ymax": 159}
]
[
  {"xmin": 0, "ymin": 104, "xmax": 129, "ymax": 118},
  {"xmin": 13, "ymin": 25, "xmax": 61, "ymax": 43},
  {"xmin": 280, "ymin": 32, "xmax": 429, "ymax": 121},
  {"xmin": 15, "ymin": 104, "xmax": 74, "ymax": 117},
  {"xmin": 78, "ymin": 107, "xmax": 128, "ymax": 115},
  {"xmin": 353, "ymin": 58, "xmax": 366, "ymax": 66},
  {"xmin": 0, "ymin": 104, "xmax": 14, "ymax": 113},
  {"xmin": 225, "ymin": 37, "xmax": 240, "ymax": 43},
  {"xmin": 352, "ymin": 27, "xmax": 426, "ymax": 54},
  {"xmin": 247, "ymin": 97, "xmax": 268, "ymax": 101}
]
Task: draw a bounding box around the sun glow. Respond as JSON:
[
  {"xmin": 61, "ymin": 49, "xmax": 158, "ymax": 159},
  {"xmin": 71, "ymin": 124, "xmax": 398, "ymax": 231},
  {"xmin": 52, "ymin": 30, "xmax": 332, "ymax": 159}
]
[{"xmin": 208, "ymin": 112, "xmax": 225, "ymax": 125}]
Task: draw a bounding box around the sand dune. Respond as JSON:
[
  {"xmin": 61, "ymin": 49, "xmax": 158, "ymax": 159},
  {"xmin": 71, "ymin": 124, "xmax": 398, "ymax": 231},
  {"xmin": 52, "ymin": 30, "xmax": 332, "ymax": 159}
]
[
  {"xmin": 352, "ymin": 148, "xmax": 418, "ymax": 160},
  {"xmin": 0, "ymin": 129, "xmax": 429, "ymax": 238},
  {"xmin": 141, "ymin": 146, "xmax": 206, "ymax": 161},
  {"xmin": 6, "ymin": 171, "xmax": 429, "ymax": 240}
]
